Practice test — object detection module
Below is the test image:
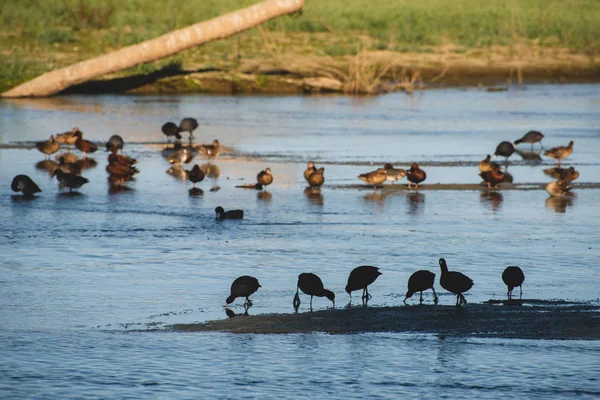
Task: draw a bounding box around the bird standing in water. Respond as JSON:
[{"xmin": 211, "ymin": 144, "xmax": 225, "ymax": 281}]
[
  {"xmin": 293, "ymin": 273, "xmax": 335, "ymax": 309},
  {"xmin": 438, "ymin": 258, "xmax": 473, "ymax": 307}
]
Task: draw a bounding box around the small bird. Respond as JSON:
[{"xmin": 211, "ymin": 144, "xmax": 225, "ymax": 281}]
[
  {"xmin": 544, "ymin": 141, "xmax": 574, "ymax": 166},
  {"xmin": 179, "ymin": 117, "xmax": 199, "ymax": 139},
  {"xmin": 35, "ymin": 135, "xmax": 60, "ymax": 159},
  {"xmin": 545, "ymin": 180, "xmax": 571, "ymax": 197},
  {"xmin": 162, "ymin": 122, "xmax": 182, "ymax": 144},
  {"xmin": 358, "ymin": 170, "xmax": 387, "ymax": 190},
  {"xmin": 73, "ymin": 130, "xmax": 98, "ymax": 158},
  {"xmin": 478, "ymin": 155, "xmax": 501, "ymax": 173},
  {"xmin": 502, "ymin": 266, "xmax": 525, "ymax": 300},
  {"xmin": 105, "ymin": 135, "xmax": 124, "ymax": 153},
  {"xmin": 543, "ymin": 167, "xmax": 579, "ymax": 182},
  {"xmin": 215, "ymin": 206, "xmax": 244, "ymax": 220},
  {"xmin": 52, "ymin": 169, "xmax": 89, "ymax": 192},
  {"xmin": 439, "ymin": 258, "xmax": 474, "ymax": 307},
  {"xmin": 293, "ymin": 273, "xmax": 335, "ymax": 309},
  {"xmin": 55, "ymin": 127, "xmax": 80, "ymax": 148},
  {"xmin": 186, "ymin": 165, "xmax": 205, "ymax": 188},
  {"xmin": 494, "ymin": 141, "xmax": 514, "ymax": 166},
  {"xmin": 514, "ymin": 131, "xmax": 544, "ymax": 149},
  {"xmin": 345, "ymin": 265, "xmax": 382, "ymax": 301},
  {"xmin": 306, "ymin": 167, "xmax": 325, "ymax": 189},
  {"xmin": 480, "ymin": 169, "xmax": 505, "ymax": 189},
  {"xmin": 257, "ymin": 167, "xmax": 273, "ymax": 189},
  {"xmin": 404, "ymin": 270, "xmax": 438, "ymax": 305},
  {"xmin": 106, "ymin": 162, "xmax": 138, "ymax": 186},
  {"xmin": 196, "ymin": 140, "xmax": 220, "ymax": 159},
  {"xmin": 407, "ymin": 163, "xmax": 426, "ymax": 190},
  {"xmin": 225, "ymin": 276, "xmax": 261, "ymax": 307},
  {"xmin": 378, "ymin": 163, "xmax": 406, "ymax": 183},
  {"xmin": 167, "ymin": 147, "xmax": 193, "ymax": 165},
  {"xmin": 11, "ymin": 175, "xmax": 42, "ymax": 197},
  {"xmin": 303, "ymin": 162, "xmax": 317, "ymax": 181}
]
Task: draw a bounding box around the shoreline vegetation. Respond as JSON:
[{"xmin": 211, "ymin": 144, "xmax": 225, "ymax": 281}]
[{"xmin": 2, "ymin": 0, "xmax": 599, "ymax": 95}]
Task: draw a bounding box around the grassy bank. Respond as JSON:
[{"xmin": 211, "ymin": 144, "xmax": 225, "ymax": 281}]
[{"xmin": 1, "ymin": 0, "xmax": 599, "ymax": 93}]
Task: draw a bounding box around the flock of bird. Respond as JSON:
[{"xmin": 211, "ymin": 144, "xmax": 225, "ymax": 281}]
[{"xmin": 224, "ymin": 259, "xmax": 525, "ymax": 312}]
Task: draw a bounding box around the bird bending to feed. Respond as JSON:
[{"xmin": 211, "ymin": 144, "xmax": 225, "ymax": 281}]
[
  {"xmin": 162, "ymin": 122, "xmax": 182, "ymax": 144},
  {"xmin": 479, "ymin": 155, "xmax": 501, "ymax": 173},
  {"xmin": 196, "ymin": 140, "xmax": 220, "ymax": 159},
  {"xmin": 225, "ymin": 276, "xmax": 261, "ymax": 307},
  {"xmin": 257, "ymin": 167, "xmax": 273, "ymax": 189},
  {"xmin": 544, "ymin": 141, "xmax": 574, "ymax": 166},
  {"xmin": 105, "ymin": 135, "xmax": 124, "ymax": 153},
  {"xmin": 545, "ymin": 180, "xmax": 571, "ymax": 197},
  {"xmin": 304, "ymin": 162, "xmax": 317, "ymax": 181},
  {"xmin": 358, "ymin": 169, "xmax": 386, "ymax": 190},
  {"xmin": 404, "ymin": 270, "xmax": 438, "ymax": 305},
  {"xmin": 215, "ymin": 206, "xmax": 244, "ymax": 220},
  {"xmin": 543, "ymin": 167, "xmax": 579, "ymax": 182},
  {"xmin": 514, "ymin": 130, "xmax": 544, "ymax": 149},
  {"xmin": 378, "ymin": 163, "xmax": 406, "ymax": 183},
  {"xmin": 439, "ymin": 258, "xmax": 473, "ymax": 307},
  {"xmin": 407, "ymin": 163, "xmax": 426, "ymax": 190},
  {"xmin": 35, "ymin": 135, "xmax": 60, "ymax": 159},
  {"xmin": 167, "ymin": 147, "xmax": 193, "ymax": 165},
  {"xmin": 52, "ymin": 169, "xmax": 89, "ymax": 192},
  {"xmin": 293, "ymin": 273, "xmax": 335, "ymax": 309},
  {"xmin": 55, "ymin": 127, "xmax": 80, "ymax": 148},
  {"xmin": 73, "ymin": 130, "xmax": 98, "ymax": 158},
  {"xmin": 479, "ymin": 169, "xmax": 505, "ymax": 189},
  {"xmin": 502, "ymin": 266, "xmax": 525, "ymax": 300},
  {"xmin": 306, "ymin": 167, "xmax": 325, "ymax": 189},
  {"xmin": 179, "ymin": 117, "xmax": 198, "ymax": 139},
  {"xmin": 11, "ymin": 175, "xmax": 42, "ymax": 197},
  {"xmin": 345, "ymin": 265, "xmax": 382, "ymax": 301},
  {"xmin": 494, "ymin": 141, "xmax": 514, "ymax": 166},
  {"xmin": 186, "ymin": 165, "xmax": 205, "ymax": 188}
]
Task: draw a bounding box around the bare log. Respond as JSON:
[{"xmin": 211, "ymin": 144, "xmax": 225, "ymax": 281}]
[{"xmin": 2, "ymin": 0, "xmax": 303, "ymax": 98}]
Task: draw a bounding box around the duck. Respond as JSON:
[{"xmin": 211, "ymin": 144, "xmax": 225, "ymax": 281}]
[
  {"xmin": 196, "ymin": 139, "xmax": 220, "ymax": 159},
  {"xmin": 257, "ymin": 167, "xmax": 273, "ymax": 189},
  {"xmin": 73, "ymin": 130, "xmax": 98, "ymax": 158},
  {"xmin": 55, "ymin": 127, "xmax": 80, "ymax": 148},
  {"xmin": 105, "ymin": 135, "xmax": 124, "ymax": 153},
  {"xmin": 11, "ymin": 175, "xmax": 42, "ymax": 197},
  {"xmin": 57, "ymin": 155, "xmax": 82, "ymax": 175},
  {"xmin": 108, "ymin": 152, "xmax": 137, "ymax": 167},
  {"xmin": 303, "ymin": 162, "xmax": 317, "ymax": 181},
  {"xmin": 293, "ymin": 273, "xmax": 335, "ymax": 309},
  {"xmin": 544, "ymin": 141, "xmax": 574, "ymax": 166},
  {"xmin": 306, "ymin": 167, "xmax": 325, "ymax": 189},
  {"xmin": 162, "ymin": 122, "xmax": 182, "ymax": 144},
  {"xmin": 215, "ymin": 206, "xmax": 244, "ymax": 220},
  {"xmin": 543, "ymin": 166, "xmax": 579, "ymax": 182},
  {"xmin": 545, "ymin": 180, "xmax": 571, "ymax": 197},
  {"xmin": 479, "ymin": 169, "xmax": 505, "ymax": 189},
  {"xmin": 406, "ymin": 163, "xmax": 426, "ymax": 190},
  {"xmin": 345, "ymin": 265, "xmax": 382, "ymax": 301},
  {"xmin": 52, "ymin": 169, "xmax": 89, "ymax": 192},
  {"xmin": 179, "ymin": 117, "xmax": 199, "ymax": 139},
  {"xmin": 167, "ymin": 147, "xmax": 193, "ymax": 165},
  {"xmin": 35, "ymin": 135, "xmax": 60, "ymax": 159},
  {"xmin": 514, "ymin": 131, "xmax": 544, "ymax": 149},
  {"xmin": 404, "ymin": 270, "xmax": 438, "ymax": 305},
  {"xmin": 502, "ymin": 266, "xmax": 525, "ymax": 300},
  {"xmin": 378, "ymin": 163, "xmax": 406, "ymax": 183},
  {"xmin": 225, "ymin": 276, "xmax": 261, "ymax": 307},
  {"xmin": 478, "ymin": 155, "xmax": 501, "ymax": 173},
  {"xmin": 494, "ymin": 141, "xmax": 514, "ymax": 166},
  {"xmin": 186, "ymin": 165, "xmax": 205, "ymax": 188},
  {"xmin": 106, "ymin": 163, "xmax": 138, "ymax": 186},
  {"xmin": 358, "ymin": 169, "xmax": 387, "ymax": 190},
  {"xmin": 438, "ymin": 258, "xmax": 474, "ymax": 307}
]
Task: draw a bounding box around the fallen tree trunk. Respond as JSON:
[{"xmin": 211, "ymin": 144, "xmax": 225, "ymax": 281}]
[{"xmin": 1, "ymin": 0, "xmax": 303, "ymax": 98}]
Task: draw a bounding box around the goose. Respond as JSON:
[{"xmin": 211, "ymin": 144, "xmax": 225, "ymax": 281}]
[
  {"xmin": 502, "ymin": 266, "xmax": 525, "ymax": 300},
  {"xmin": 293, "ymin": 273, "xmax": 335, "ymax": 309},
  {"xmin": 225, "ymin": 276, "xmax": 261, "ymax": 307},
  {"xmin": 439, "ymin": 258, "xmax": 473, "ymax": 307},
  {"xmin": 345, "ymin": 265, "xmax": 382, "ymax": 301},
  {"xmin": 11, "ymin": 175, "xmax": 42, "ymax": 197},
  {"xmin": 404, "ymin": 270, "xmax": 438, "ymax": 305}
]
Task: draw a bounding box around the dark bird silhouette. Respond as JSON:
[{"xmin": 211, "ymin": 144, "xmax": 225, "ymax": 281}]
[
  {"xmin": 105, "ymin": 135, "xmax": 124, "ymax": 153},
  {"xmin": 293, "ymin": 273, "xmax": 335, "ymax": 309},
  {"xmin": 480, "ymin": 169, "xmax": 505, "ymax": 189},
  {"xmin": 35, "ymin": 135, "xmax": 60, "ymax": 159},
  {"xmin": 544, "ymin": 141, "xmax": 574, "ymax": 166},
  {"xmin": 179, "ymin": 117, "xmax": 199, "ymax": 139},
  {"xmin": 187, "ymin": 165, "xmax": 205, "ymax": 188},
  {"xmin": 479, "ymin": 154, "xmax": 501, "ymax": 173},
  {"xmin": 439, "ymin": 258, "xmax": 474, "ymax": 307},
  {"xmin": 404, "ymin": 270, "xmax": 438, "ymax": 305},
  {"xmin": 257, "ymin": 167, "xmax": 273, "ymax": 189},
  {"xmin": 407, "ymin": 162, "xmax": 426, "ymax": 190},
  {"xmin": 304, "ymin": 162, "xmax": 317, "ymax": 181},
  {"xmin": 502, "ymin": 266, "xmax": 525, "ymax": 300},
  {"xmin": 345, "ymin": 265, "xmax": 382, "ymax": 301},
  {"xmin": 215, "ymin": 206, "xmax": 244, "ymax": 220},
  {"xmin": 225, "ymin": 276, "xmax": 261, "ymax": 307},
  {"xmin": 494, "ymin": 141, "xmax": 514, "ymax": 166},
  {"xmin": 515, "ymin": 130, "xmax": 544, "ymax": 149},
  {"xmin": 11, "ymin": 175, "xmax": 42, "ymax": 197},
  {"xmin": 73, "ymin": 130, "xmax": 98, "ymax": 158},
  {"xmin": 52, "ymin": 169, "xmax": 89, "ymax": 192},
  {"xmin": 306, "ymin": 167, "xmax": 325, "ymax": 189},
  {"xmin": 162, "ymin": 122, "xmax": 182, "ymax": 144}
]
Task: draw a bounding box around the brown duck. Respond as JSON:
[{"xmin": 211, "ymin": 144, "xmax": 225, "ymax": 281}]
[
  {"xmin": 186, "ymin": 165, "xmax": 205, "ymax": 188},
  {"xmin": 35, "ymin": 135, "xmax": 60, "ymax": 159},
  {"xmin": 55, "ymin": 127, "xmax": 80, "ymax": 148},
  {"xmin": 480, "ymin": 169, "xmax": 505, "ymax": 189},
  {"xmin": 196, "ymin": 139, "xmax": 221, "ymax": 159},
  {"xmin": 73, "ymin": 130, "xmax": 98, "ymax": 158},
  {"xmin": 544, "ymin": 141, "xmax": 573, "ymax": 166},
  {"xmin": 108, "ymin": 152, "xmax": 137, "ymax": 167},
  {"xmin": 378, "ymin": 163, "xmax": 406, "ymax": 183},
  {"xmin": 543, "ymin": 166, "xmax": 579, "ymax": 182},
  {"xmin": 358, "ymin": 169, "xmax": 387, "ymax": 190},
  {"xmin": 478, "ymin": 155, "xmax": 501, "ymax": 173},
  {"xmin": 306, "ymin": 167, "xmax": 325, "ymax": 189},
  {"xmin": 545, "ymin": 180, "xmax": 571, "ymax": 197},
  {"xmin": 257, "ymin": 167, "xmax": 273, "ymax": 189},
  {"xmin": 407, "ymin": 163, "xmax": 426, "ymax": 189},
  {"xmin": 304, "ymin": 162, "xmax": 317, "ymax": 182}
]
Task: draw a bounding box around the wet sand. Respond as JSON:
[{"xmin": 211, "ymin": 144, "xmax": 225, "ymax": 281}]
[{"xmin": 171, "ymin": 302, "xmax": 600, "ymax": 340}]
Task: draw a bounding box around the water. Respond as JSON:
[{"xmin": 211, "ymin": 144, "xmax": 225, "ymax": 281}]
[{"xmin": 1, "ymin": 84, "xmax": 600, "ymax": 398}]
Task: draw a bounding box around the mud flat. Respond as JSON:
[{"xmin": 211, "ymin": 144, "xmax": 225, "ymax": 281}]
[{"xmin": 170, "ymin": 302, "xmax": 600, "ymax": 339}]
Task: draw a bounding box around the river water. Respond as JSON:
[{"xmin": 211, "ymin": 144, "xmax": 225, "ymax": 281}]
[{"xmin": 1, "ymin": 85, "xmax": 599, "ymax": 398}]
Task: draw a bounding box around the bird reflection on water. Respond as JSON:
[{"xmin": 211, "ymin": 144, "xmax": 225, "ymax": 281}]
[
  {"xmin": 225, "ymin": 307, "xmax": 249, "ymax": 318},
  {"xmin": 545, "ymin": 194, "xmax": 575, "ymax": 213},
  {"xmin": 407, "ymin": 191, "xmax": 425, "ymax": 214},
  {"xmin": 514, "ymin": 148, "xmax": 542, "ymax": 164},
  {"xmin": 304, "ymin": 187, "xmax": 323, "ymax": 206},
  {"xmin": 166, "ymin": 166, "xmax": 188, "ymax": 180},
  {"xmin": 35, "ymin": 159, "xmax": 59, "ymax": 175},
  {"xmin": 480, "ymin": 190, "xmax": 503, "ymax": 212},
  {"xmin": 199, "ymin": 163, "xmax": 220, "ymax": 179},
  {"xmin": 257, "ymin": 190, "xmax": 272, "ymax": 203}
]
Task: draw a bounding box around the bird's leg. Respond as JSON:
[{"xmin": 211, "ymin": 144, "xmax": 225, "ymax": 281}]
[
  {"xmin": 456, "ymin": 295, "xmax": 460, "ymax": 307},
  {"xmin": 293, "ymin": 290, "xmax": 301, "ymax": 309},
  {"xmin": 461, "ymin": 294, "xmax": 468, "ymax": 305},
  {"xmin": 403, "ymin": 296, "xmax": 408, "ymax": 305},
  {"xmin": 362, "ymin": 287, "xmax": 367, "ymax": 300},
  {"xmin": 407, "ymin": 182, "xmax": 411, "ymax": 189},
  {"xmin": 432, "ymin": 287, "xmax": 438, "ymax": 305},
  {"xmin": 507, "ymin": 288, "xmax": 511, "ymax": 300},
  {"xmin": 419, "ymin": 291, "xmax": 423, "ymax": 305},
  {"xmin": 519, "ymin": 285, "xmax": 522, "ymax": 300},
  {"xmin": 415, "ymin": 183, "xmax": 419, "ymax": 191},
  {"xmin": 310, "ymin": 295, "xmax": 313, "ymax": 309},
  {"xmin": 487, "ymin": 182, "xmax": 491, "ymax": 189}
]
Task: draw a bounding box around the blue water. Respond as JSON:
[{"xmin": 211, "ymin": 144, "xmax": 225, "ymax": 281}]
[{"xmin": 1, "ymin": 84, "xmax": 600, "ymax": 398}]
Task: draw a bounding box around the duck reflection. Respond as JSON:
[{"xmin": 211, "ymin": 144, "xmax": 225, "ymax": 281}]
[
  {"xmin": 480, "ymin": 190, "xmax": 503, "ymax": 212},
  {"xmin": 225, "ymin": 306, "xmax": 249, "ymax": 318},
  {"xmin": 35, "ymin": 159, "xmax": 59, "ymax": 175},
  {"xmin": 407, "ymin": 192, "xmax": 425, "ymax": 214},
  {"xmin": 514, "ymin": 148, "xmax": 542, "ymax": 164},
  {"xmin": 77, "ymin": 157, "xmax": 97, "ymax": 170},
  {"xmin": 362, "ymin": 190, "xmax": 390, "ymax": 206},
  {"xmin": 57, "ymin": 155, "xmax": 81, "ymax": 175},
  {"xmin": 545, "ymin": 194, "xmax": 575, "ymax": 213},
  {"xmin": 304, "ymin": 187, "xmax": 324, "ymax": 206},
  {"xmin": 543, "ymin": 167, "xmax": 579, "ymax": 182},
  {"xmin": 199, "ymin": 163, "xmax": 220, "ymax": 179},
  {"xmin": 257, "ymin": 190, "xmax": 272, "ymax": 203},
  {"xmin": 166, "ymin": 166, "xmax": 188, "ymax": 180},
  {"xmin": 108, "ymin": 181, "xmax": 134, "ymax": 194},
  {"xmin": 189, "ymin": 187, "xmax": 204, "ymax": 196}
]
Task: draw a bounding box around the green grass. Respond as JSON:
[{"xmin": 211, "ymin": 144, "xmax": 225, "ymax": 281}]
[{"xmin": 1, "ymin": 0, "xmax": 599, "ymax": 91}]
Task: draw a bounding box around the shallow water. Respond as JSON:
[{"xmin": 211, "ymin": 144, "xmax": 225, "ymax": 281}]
[{"xmin": 1, "ymin": 84, "xmax": 600, "ymax": 398}]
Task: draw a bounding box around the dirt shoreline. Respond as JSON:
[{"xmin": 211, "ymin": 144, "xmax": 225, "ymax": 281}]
[{"xmin": 170, "ymin": 302, "xmax": 600, "ymax": 339}]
